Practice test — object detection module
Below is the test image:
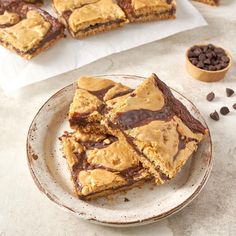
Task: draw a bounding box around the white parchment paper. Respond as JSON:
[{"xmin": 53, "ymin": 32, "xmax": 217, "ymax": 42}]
[{"xmin": 0, "ymin": 0, "xmax": 207, "ymax": 92}]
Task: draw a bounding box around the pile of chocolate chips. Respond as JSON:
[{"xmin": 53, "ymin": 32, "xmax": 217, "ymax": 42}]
[
  {"xmin": 188, "ymin": 44, "xmax": 230, "ymax": 71},
  {"xmin": 207, "ymin": 88, "xmax": 236, "ymax": 121}
]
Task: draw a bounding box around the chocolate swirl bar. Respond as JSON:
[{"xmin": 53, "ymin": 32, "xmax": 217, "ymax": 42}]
[
  {"xmin": 105, "ymin": 74, "xmax": 207, "ymax": 183},
  {"xmin": 64, "ymin": 74, "xmax": 207, "ymax": 198},
  {"xmin": 60, "ymin": 131, "xmax": 151, "ymax": 200},
  {"xmin": 0, "ymin": 0, "xmax": 64, "ymax": 59},
  {"xmin": 117, "ymin": 0, "xmax": 176, "ymax": 23},
  {"xmin": 52, "ymin": 0, "xmax": 128, "ymax": 39}
]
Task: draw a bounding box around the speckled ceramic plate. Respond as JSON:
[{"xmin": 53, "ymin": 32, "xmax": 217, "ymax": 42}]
[{"xmin": 27, "ymin": 75, "xmax": 213, "ymax": 227}]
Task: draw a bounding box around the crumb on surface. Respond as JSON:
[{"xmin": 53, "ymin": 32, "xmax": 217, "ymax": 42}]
[{"xmin": 124, "ymin": 197, "xmax": 130, "ymax": 202}]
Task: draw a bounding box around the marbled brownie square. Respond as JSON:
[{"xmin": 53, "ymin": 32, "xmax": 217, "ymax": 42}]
[
  {"xmin": 53, "ymin": 0, "xmax": 128, "ymax": 38},
  {"xmin": 106, "ymin": 74, "xmax": 207, "ymax": 184},
  {"xmin": 60, "ymin": 131, "xmax": 150, "ymax": 200},
  {"xmin": 0, "ymin": 0, "xmax": 64, "ymax": 59}
]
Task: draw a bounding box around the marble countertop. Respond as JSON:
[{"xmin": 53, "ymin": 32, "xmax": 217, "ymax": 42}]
[{"xmin": 0, "ymin": 1, "xmax": 236, "ymax": 235}]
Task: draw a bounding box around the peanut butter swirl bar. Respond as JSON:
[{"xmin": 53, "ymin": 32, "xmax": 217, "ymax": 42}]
[
  {"xmin": 69, "ymin": 76, "xmax": 132, "ymax": 133},
  {"xmin": 193, "ymin": 0, "xmax": 219, "ymax": 6},
  {"xmin": 64, "ymin": 74, "xmax": 207, "ymax": 196},
  {"xmin": 106, "ymin": 74, "xmax": 207, "ymax": 184},
  {"xmin": 0, "ymin": 0, "xmax": 64, "ymax": 59},
  {"xmin": 117, "ymin": 0, "xmax": 176, "ymax": 23},
  {"xmin": 53, "ymin": 0, "xmax": 129, "ymax": 39},
  {"xmin": 60, "ymin": 131, "xmax": 150, "ymax": 200}
]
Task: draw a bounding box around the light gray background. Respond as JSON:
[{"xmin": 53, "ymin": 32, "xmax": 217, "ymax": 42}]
[{"xmin": 0, "ymin": 1, "xmax": 236, "ymax": 235}]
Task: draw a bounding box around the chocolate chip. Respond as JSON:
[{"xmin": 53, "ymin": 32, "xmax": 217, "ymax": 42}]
[
  {"xmin": 124, "ymin": 198, "xmax": 130, "ymax": 202},
  {"xmin": 210, "ymin": 111, "xmax": 219, "ymax": 121},
  {"xmin": 193, "ymin": 48, "xmax": 202, "ymax": 56},
  {"xmin": 130, "ymin": 93, "xmax": 136, "ymax": 97},
  {"xmin": 233, "ymin": 103, "xmax": 236, "ymax": 110},
  {"xmin": 206, "ymin": 92, "xmax": 215, "ymax": 101},
  {"xmin": 211, "ymin": 51, "xmax": 217, "ymax": 58},
  {"xmin": 197, "ymin": 61, "xmax": 204, "ymax": 69},
  {"xmin": 221, "ymin": 56, "xmax": 230, "ymax": 63},
  {"xmin": 208, "ymin": 44, "xmax": 214, "ymax": 49},
  {"xmin": 226, "ymin": 88, "xmax": 234, "ymax": 97},
  {"xmin": 206, "ymin": 52, "xmax": 213, "ymax": 59},
  {"xmin": 209, "ymin": 65, "xmax": 216, "ymax": 71},
  {"xmin": 192, "ymin": 45, "xmax": 199, "ymax": 51},
  {"xmin": 221, "ymin": 62, "xmax": 228, "ymax": 68},
  {"xmin": 199, "ymin": 54, "xmax": 206, "ymax": 61},
  {"xmin": 218, "ymin": 53, "xmax": 225, "ymax": 59},
  {"xmin": 188, "ymin": 51, "xmax": 195, "ymax": 58},
  {"xmin": 215, "ymin": 64, "xmax": 222, "ymax": 71},
  {"xmin": 211, "ymin": 59, "xmax": 219, "ymax": 66},
  {"xmin": 220, "ymin": 106, "xmax": 230, "ymax": 115},
  {"xmin": 190, "ymin": 58, "xmax": 198, "ymax": 65},
  {"xmin": 204, "ymin": 59, "xmax": 211, "ymax": 65},
  {"xmin": 214, "ymin": 47, "xmax": 224, "ymax": 54},
  {"xmin": 203, "ymin": 46, "xmax": 208, "ymax": 52}
]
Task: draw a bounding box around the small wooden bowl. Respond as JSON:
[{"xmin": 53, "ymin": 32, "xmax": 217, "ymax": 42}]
[{"xmin": 186, "ymin": 45, "xmax": 232, "ymax": 82}]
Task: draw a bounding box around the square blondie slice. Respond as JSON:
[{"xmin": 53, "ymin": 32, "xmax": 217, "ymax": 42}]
[
  {"xmin": 68, "ymin": 76, "xmax": 132, "ymax": 133},
  {"xmin": 0, "ymin": 1, "xmax": 64, "ymax": 59},
  {"xmin": 117, "ymin": 0, "xmax": 176, "ymax": 23},
  {"xmin": 53, "ymin": 0, "xmax": 128, "ymax": 39},
  {"xmin": 106, "ymin": 74, "xmax": 208, "ymax": 184},
  {"xmin": 60, "ymin": 131, "xmax": 151, "ymax": 200},
  {"xmin": 193, "ymin": 0, "xmax": 219, "ymax": 6}
]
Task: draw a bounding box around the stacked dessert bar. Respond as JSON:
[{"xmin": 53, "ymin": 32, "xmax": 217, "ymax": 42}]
[
  {"xmin": 52, "ymin": 0, "xmax": 176, "ymax": 39},
  {"xmin": 52, "ymin": 0, "xmax": 129, "ymax": 39},
  {"xmin": 0, "ymin": 0, "xmax": 176, "ymax": 57},
  {"xmin": 60, "ymin": 74, "xmax": 208, "ymax": 200},
  {"xmin": 0, "ymin": 0, "xmax": 220, "ymax": 58},
  {"xmin": 0, "ymin": 0, "xmax": 65, "ymax": 59}
]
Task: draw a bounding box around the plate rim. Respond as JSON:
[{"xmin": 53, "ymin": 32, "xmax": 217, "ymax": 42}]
[{"xmin": 26, "ymin": 74, "xmax": 213, "ymax": 226}]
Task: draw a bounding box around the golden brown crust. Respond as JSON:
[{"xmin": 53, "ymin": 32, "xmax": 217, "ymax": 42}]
[
  {"xmin": 0, "ymin": 32, "xmax": 64, "ymax": 59},
  {"xmin": 84, "ymin": 179, "xmax": 147, "ymax": 200},
  {"xmin": 25, "ymin": 32, "xmax": 64, "ymax": 59},
  {"xmin": 70, "ymin": 19, "xmax": 127, "ymax": 38},
  {"xmin": 132, "ymin": 0, "xmax": 175, "ymax": 10},
  {"xmin": 127, "ymin": 10, "xmax": 175, "ymax": 23},
  {"xmin": 193, "ymin": 0, "xmax": 219, "ymax": 6}
]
